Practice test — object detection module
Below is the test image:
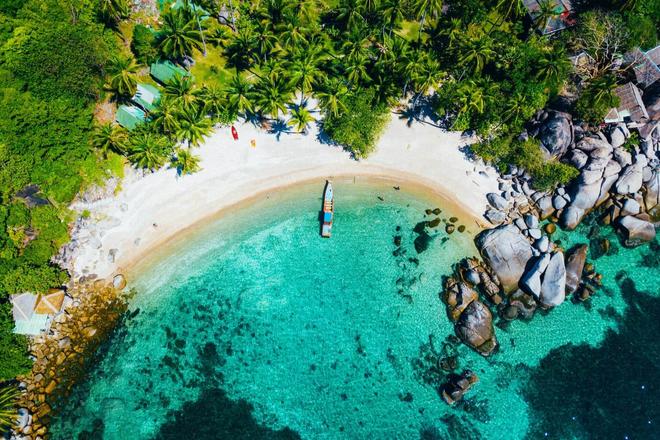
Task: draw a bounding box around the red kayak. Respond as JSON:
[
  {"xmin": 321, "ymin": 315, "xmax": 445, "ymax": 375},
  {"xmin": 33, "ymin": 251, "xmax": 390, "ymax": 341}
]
[{"xmin": 231, "ymin": 126, "xmax": 239, "ymax": 140}]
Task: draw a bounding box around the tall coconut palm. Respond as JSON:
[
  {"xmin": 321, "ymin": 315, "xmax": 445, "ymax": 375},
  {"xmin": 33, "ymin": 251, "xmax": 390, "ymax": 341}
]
[
  {"xmin": 99, "ymin": 0, "xmax": 130, "ymax": 25},
  {"xmin": 495, "ymin": 0, "xmax": 524, "ymax": 20},
  {"xmin": 345, "ymin": 55, "xmax": 371, "ymax": 86},
  {"xmin": 315, "ymin": 78, "xmax": 349, "ymax": 117},
  {"xmin": 279, "ymin": 20, "xmax": 308, "ymax": 50},
  {"xmin": 458, "ymin": 36, "xmax": 495, "ymax": 73},
  {"xmin": 0, "ymin": 385, "xmax": 19, "ymax": 433},
  {"xmin": 381, "ymin": 0, "xmax": 404, "ymax": 36},
  {"xmin": 288, "ymin": 105, "xmax": 315, "ymax": 133},
  {"xmin": 225, "ymin": 74, "xmax": 254, "ymax": 115},
  {"xmin": 196, "ymin": 85, "xmax": 227, "ymax": 120},
  {"xmin": 336, "ymin": 0, "xmax": 364, "ymax": 30},
  {"xmin": 163, "ymin": 75, "xmax": 199, "ymax": 111},
  {"xmin": 534, "ymin": 0, "xmax": 562, "ymax": 33},
  {"xmin": 413, "ymin": 0, "xmax": 443, "ymax": 29},
  {"xmin": 128, "ymin": 131, "xmax": 172, "ymax": 170},
  {"xmin": 224, "ymin": 26, "xmax": 258, "ymax": 69},
  {"xmin": 91, "ymin": 123, "xmax": 128, "ymax": 157},
  {"xmin": 175, "ymin": 107, "xmax": 213, "ymax": 147},
  {"xmin": 289, "ymin": 49, "xmax": 323, "ymax": 104},
  {"xmin": 106, "ymin": 56, "xmax": 139, "ymax": 99},
  {"xmin": 535, "ymin": 46, "xmax": 570, "ymax": 87},
  {"xmin": 158, "ymin": 9, "xmax": 204, "ymax": 60},
  {"xmin": 150, "ymin": 98, "xmax": 181, "ymax": 136},
  {"xmin": 252, "ymin": 72, "xmax": 294, "ymax": 119},
  {"xmin": 254, "ymin": 22, "xmax": 280, "ymax": 62},
  {"xmin": 171, "ymin": 148, "xmax": 202, "ymax": 175}
]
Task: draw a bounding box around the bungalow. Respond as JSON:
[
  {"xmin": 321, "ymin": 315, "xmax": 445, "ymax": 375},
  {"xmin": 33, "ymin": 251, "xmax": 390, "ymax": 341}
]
[
  {"xmin": 11, "ymin": 289, "xmax": 66, "ymax": 335},
  {"xmin": 150, "ymin": 60, "xmax": 192, "ymax": 85},
  {"xmin": 132, "ymin": 83, "xmax": 161, "ymax": 113},
  {"xmin": 522, "ymin": 0, "xmax": 574, "ymax": 35},
  {"xmin": 116, "ymin": 105, "xmax": 147, "ymax": 130},
  {"xmin": 604, "ymin": 82, "xmax": 649, "ymax": 126},
  {"xmin": 627, "ymin": 45, "xmax": 660, "ymax": 89}
]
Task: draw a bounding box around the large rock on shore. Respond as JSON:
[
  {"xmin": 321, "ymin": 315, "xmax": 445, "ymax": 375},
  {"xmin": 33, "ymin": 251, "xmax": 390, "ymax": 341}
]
[
  {"xmin": 617, "ymin": 215, "xmax": 656, "ymax": 247},
  {"xmin": 454, "ymin": 300, "xmax": 498, "ymax": 356},
  {"xmin": 540, "ymin": 251, "xmax": 566, "ymax": 307},
  {"xmin": 475, "ymin": 224, "xmax": 534, "ymax": 294},
  {"xmin": 615, "ymin": 163, "xmax": 644, "ymax": 195},
  {"xmin": 520, "ymin": 253, "xmax": 550, "ymax": 298},
  {"xmin": 443, "ymin": 280, "xmax": 478, "ymax": 322},
  {"xmin": 538, "ymin": 111, "xmax": 573, "ymax": 158},
  {"xmin": 565, "ymin": 245, "xmax": 588, "ymax": 295}
]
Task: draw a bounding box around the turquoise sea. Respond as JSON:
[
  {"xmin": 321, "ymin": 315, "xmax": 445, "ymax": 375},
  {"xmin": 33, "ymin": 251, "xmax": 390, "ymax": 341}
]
[{"xmin": 51, "ymin": 178, "xmax": 659, "ymax": 440}]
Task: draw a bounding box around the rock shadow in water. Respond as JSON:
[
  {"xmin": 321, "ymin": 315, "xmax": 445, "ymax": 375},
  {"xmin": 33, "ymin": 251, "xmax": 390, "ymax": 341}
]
[
  {"xmin": 523, "ymin": 275, "xmax": 660, "ymax": 439},
  {"xmin": 154, "ymin": 387, "xmax": 301, "ymax": 440}
]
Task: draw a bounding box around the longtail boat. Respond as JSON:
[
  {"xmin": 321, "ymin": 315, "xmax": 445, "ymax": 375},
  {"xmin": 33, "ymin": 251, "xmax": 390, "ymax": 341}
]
[{"xmin": 321, "ymin": 180, "xmax": 334, "ymax": 238}]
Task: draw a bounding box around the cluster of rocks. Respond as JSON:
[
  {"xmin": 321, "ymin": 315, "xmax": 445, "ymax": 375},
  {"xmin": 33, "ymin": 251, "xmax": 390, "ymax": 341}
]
[
  {"xmin": 440, "ymin": 370, "xmax": 479, "ymax": 405},
  {"xmin": 11, "ymin": 281, "xmax": 129, "ymax": 440},
  {"xmin": 441, "ymin": 260, "xmax": 502, "ymax": 357}
]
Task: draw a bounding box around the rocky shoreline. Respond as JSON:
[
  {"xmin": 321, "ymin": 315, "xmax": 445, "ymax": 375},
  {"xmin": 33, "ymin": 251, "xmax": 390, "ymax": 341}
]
[
  {"xmin": 437, "ymin": 110, "xmax": 658, "ymax": 403},
  {"xmin": 9, "ymin": 280, "xmax": 130, "ymax": 440}
]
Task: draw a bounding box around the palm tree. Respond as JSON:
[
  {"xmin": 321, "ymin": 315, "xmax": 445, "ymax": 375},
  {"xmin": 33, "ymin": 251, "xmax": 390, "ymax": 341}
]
[
  {"xmin": 225, "ymin": 74, "xmax": 254, "ymax": 115},
  {"xmin": 106, "ymin": 56, "xmax": 139, "ymax": 99},
  {"xmin": 0, "ymin": 385, "xmax": 19, "ymax": 433},
  {"xmin": 150, "ymin": 98, "xmax": 181, "ymax": 136},
  {"xmin": 128, "ymin": 132, "xmax": 172, "ymax": 170},
  {"xmin": 336, "ymin": 0, "xmax": 364, "ymax": 30},
  {"xmin": 315, "ymin": 78, "xmax": 349, "ymax": 117},
  {"xmin": 171, "ymin": 148, "xmax": 202, "ymax": 175},
  {"xmin": 345, "ymin": 55, "xmax": 371, "ymax": 86},
  {"xmin": 98, "ymin": 0, "xmax": 130, "ymax": 25},
  {"xmin": 252, "ymin": 72, "xmax": 294, "ymax": 119},
  {"xmin": 534, "ymin": 0, "xmax": 562, "ymax": 33},
  {"xmin": 91, "ymin": 123, "xmax": 128, "ymax": 156},
  {"xmin": 458, "ymin": 36, "xmax": 495, "ymax": 73},
  {"xmin": 495, "ymin": 0, "xmax": 524, "ymax": 20},
  {"xmin": 413, "ymin": 0, "xmax": 443, "ymax": 29},
  {"xmin": 502, "ymin": 91, "xmax": 528, "ymax": 127},
  {"xmin": 175, "ymin": 107, "xmax": 213, "ymax": 147},
  {"xmin": 196, "ymin": 85, "xmax": 227, "ymax": 120},
  {"xmin": 535, "ymin": 47, "xmax": 570, "ymax": 87},
  {"xmin": 254, "ymin": 22, "xmax": 280, "ymax": 62},
  {"xmin": 158, "ymin": 9, "xmax": 204, "ymax": 60},
  {"xmin": 279, "ymin": 21, "xmax": 308, "ymax": 50},
  {"xmin": 224, "ymin": 26, "xmax": 258, "ymax": 70},
  {"xmin": 288, "ymin": 105, "xmax": 315, "ymax": 133},
  {"xmin": 381, "ymin": 0, "xmax": 404, "ymax": 36},
  {"xmin": 289, "ymin": 48, "xmax": 323, "ymax": 104},
  {"xmin": 163, "ymin": 75, "xmax": 199, "ymax": 111}
]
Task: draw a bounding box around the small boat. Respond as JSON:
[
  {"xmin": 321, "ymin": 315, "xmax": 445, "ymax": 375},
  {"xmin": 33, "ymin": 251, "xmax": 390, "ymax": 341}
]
[
  {"xmin": 231, "ymin": 126, "xmax": 239, "ymax": 140},
  {"xmin": 321, "ymin": 180, "xmax": 334, "ymax": 238}
]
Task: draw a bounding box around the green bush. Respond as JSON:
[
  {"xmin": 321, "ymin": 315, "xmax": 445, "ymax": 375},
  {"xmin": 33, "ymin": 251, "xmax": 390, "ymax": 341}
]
[
  {"xmin": 0, "ymin": 303, "xmax": 31, "ymax": 381},
  {"xmin": 131, "ymin": 24, "xmax": 158, "ymax": 65},
  {"xmin": 322, "ymin": 89, "xmax": 390, "ymax": 158},
  {"xmin": 473, "ymin": 137, "xmax": 579, "ymax": 190}
]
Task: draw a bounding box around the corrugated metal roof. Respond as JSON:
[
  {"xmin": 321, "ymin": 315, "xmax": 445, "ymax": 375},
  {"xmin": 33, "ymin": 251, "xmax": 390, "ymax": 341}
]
[
  {"xmin": 150, "ymin": 61, "xmax": 191, "ymax": 84},
  {"xmin": 132, "ymin": 83, "xmax": 161, "ymax": 112},
  {"xmin": 116, "ymin": 105, "xmax": 146, "ymax": 130}
]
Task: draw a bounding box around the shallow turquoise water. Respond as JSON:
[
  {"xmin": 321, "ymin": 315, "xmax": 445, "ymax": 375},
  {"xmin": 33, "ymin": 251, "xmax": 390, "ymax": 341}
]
[{"xmin": 51, "ymin": 179, "xmax": 659, "ymax": 439}]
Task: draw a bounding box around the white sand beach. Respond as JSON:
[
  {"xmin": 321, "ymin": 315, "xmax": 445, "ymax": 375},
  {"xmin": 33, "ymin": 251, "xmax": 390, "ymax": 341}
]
[{"xmin": 65, "ymin": 114, "xmax": 501, "ymax": 280}]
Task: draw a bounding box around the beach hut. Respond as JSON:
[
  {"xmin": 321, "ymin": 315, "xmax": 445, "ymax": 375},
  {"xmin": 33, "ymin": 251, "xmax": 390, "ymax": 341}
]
[
  {"xmin": 116, "ymin": 105, "xmax": 147, "ymax": 130},
  {"xmin": 522, "ymin": 0, "xmax": 574, "ymax": 35},
  {"xmin": 627, "ymin": 45, "xmax": 660, "ymax": 90},
  {"xmin": 132, "ymin": 83, "xmax": 161, "ymax": 113},
  {"xmin": 604, "ymin": 83, "xmax": 649, "ymax": 126},
  {"xmin": 11, "ymin": 289, "xmax": 67, "ymax": 335},
  {"xmin": 150, "ymin": 60, "xmax": 192, "ymax": 85}
]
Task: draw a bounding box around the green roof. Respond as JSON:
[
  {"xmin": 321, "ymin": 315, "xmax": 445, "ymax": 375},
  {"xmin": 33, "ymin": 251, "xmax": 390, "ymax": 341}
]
[
  {"xmin": 132, "ymin": 83, "xmax": 161, "ymax": 112},
  {"xmin": 150, "ymin": 60, "xmax": 192, "ymax": 84},
  {"xmin": 116, "ymin": 105, "xmax": 146, "ymax": 130},
  {"xmin": 172, "ymin": 0, "xmax": 209, "ymax": 16}
]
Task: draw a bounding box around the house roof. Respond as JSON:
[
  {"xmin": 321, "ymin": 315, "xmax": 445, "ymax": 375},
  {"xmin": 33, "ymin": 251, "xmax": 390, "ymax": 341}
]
[
  {"xmin": 629, "ymin": 46, "xmax": 660, "ymax": 89},
  {"xmin": 132, "ymin": 83, "xmax": 161, "ymax": 112},
  {"xmin": 11, "ymin": 293, "xmax": 52, "ymax": 336},
  {"xmin": 605, "ymin": 83, "xmax": 649, "ymax": 123},
  {"xmin": 523, "ymin": 0, "xmax": 574, "ymax": 34},
  {"xmin": 116, "ymin": 105, "xmax": 146, "ymax": 130},
  {"xmin": 150, "ymin": 61, "xmax": 191, "ymax": 84},
  {"xmin": 34, "ymin": 289, "xmax": 65, "ymax": 315}
]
